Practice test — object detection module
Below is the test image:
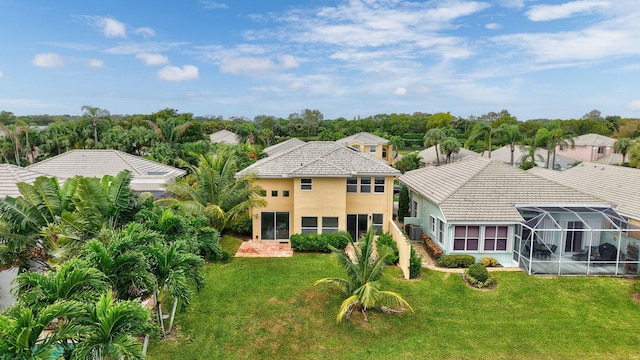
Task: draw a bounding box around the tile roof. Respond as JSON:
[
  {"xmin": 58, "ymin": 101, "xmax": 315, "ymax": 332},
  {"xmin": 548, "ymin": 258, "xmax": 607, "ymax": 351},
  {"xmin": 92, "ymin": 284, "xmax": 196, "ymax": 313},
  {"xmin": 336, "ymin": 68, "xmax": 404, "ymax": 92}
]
[
  {"xmin": 418, "ymin": 146, "xmax": 479, "ymax": 164},
  {"xmin": 28, "ymin": 150, "xmax": 186, "ymax": 183},
  {"xmin": 0, "ymin": 164, "xmax": 66, "ymax": 198},
  {"xmin": 263, "ymin": 138, "xmax": 306, "ymax": 156},
  {"xmin": 593, "ymin": 153, "xmax": 625, "ymax": 165},
  {"xmin": 399, "ymin": 157, "xmax": 608, "ymax": 222},
  {"xmin": 236, "ymin": 141, "xmax": 400, "ymax": 178},
  {"xmin": 335, "ymin": 132, "xmax": 389, "ymax": 146},
  {"xmin": 528, "ymin": 163, "xmax": 640, "ymax": 220},
  {"xmin": 209, "ymin": 130, "xmax": 240, "ymax": 144},
  {"xmin": 482, "ymin": 145, "xmax": 576, "ymax": 169},
  {"xmin": 570, "ymin": 133, "xmax": 616, "ymax": 147}
]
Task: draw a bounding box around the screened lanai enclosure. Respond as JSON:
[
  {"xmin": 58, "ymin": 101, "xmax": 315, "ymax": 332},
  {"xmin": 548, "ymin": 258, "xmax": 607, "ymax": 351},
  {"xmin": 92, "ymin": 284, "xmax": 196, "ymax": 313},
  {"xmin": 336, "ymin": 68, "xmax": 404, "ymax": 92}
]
[{"xmin": 514, "ymin": 206, "xmax": 640, "ymax": 276}]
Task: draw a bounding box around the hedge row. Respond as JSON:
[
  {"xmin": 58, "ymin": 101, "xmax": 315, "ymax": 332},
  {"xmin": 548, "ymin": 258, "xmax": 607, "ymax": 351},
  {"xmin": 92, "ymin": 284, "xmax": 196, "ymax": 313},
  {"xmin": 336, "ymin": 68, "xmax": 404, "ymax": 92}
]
[
  {"xmin": 290, "ymin": 232, "xmax": 352, "ymax": 252},
  {"xmin": 438, "ymin": 254, "xmax": 476, "ymax": 268}
]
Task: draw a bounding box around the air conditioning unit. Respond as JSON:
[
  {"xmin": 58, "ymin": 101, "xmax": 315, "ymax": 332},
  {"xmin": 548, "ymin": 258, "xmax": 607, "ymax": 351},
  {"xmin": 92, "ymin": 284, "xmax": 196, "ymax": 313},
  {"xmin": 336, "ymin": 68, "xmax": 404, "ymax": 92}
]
[{"xmin": 409, "ymin": 224, "xmax": 422, "ymax": 241}]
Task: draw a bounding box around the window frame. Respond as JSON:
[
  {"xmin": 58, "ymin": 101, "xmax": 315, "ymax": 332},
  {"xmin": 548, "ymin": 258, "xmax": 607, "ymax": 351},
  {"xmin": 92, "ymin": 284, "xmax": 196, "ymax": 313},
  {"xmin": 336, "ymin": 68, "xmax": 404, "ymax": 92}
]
[
  {"xmin": 374, "ymin": 177, "xmax": 385, "ymax": 193},
  {"xmin": 438, "ymin": 219, "xmax": 444, "ymax": 244},
  {"xmin": 372, "ymin": 213, "xmax": 383, "ymax": 234},
  {"xmin": 430, "ymin": 216, "xmax": 436, "ymax": 234},
  {"xmin": 301, "ymin": 216, "xmax": 318, "ymax": 234},
  {"xmin": 283, "ymin": 190, "xmax": 290, "ymax": 197},
  {"xmin": 300, "ymin": 178, "xmax": 312, "ymax": 191},
  {"xmin": 369, "ymin": 145, "xmax": 377, "ymax": 153},
  {"xmin": 322, "ymin": 217, "xmax": 339, "ymax": 234},
  {"xmin": 360, "ymin": 176, "xmax": 371, "ymax": 193},
  {"xmin": 453, "ymin": 225, "xmax": 480, "ymax": 251},
  {"xmin": 271, "ymin": 190, "xmax": 278, "ymax": 197},
  {"xmin": 346, "ymin": 177, "xmax": 358, "ymax": 193},
  {"xmin": 483, "ymin": 226, "xmax": 508, "ymax": 251}
]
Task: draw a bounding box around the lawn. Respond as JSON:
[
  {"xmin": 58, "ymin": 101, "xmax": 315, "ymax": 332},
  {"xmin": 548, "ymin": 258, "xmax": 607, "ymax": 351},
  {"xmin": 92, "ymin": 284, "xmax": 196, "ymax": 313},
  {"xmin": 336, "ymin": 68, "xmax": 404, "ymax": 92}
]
[{"xmin": 147, "ymin": 241, "xmax": 640, "ymax": 360}]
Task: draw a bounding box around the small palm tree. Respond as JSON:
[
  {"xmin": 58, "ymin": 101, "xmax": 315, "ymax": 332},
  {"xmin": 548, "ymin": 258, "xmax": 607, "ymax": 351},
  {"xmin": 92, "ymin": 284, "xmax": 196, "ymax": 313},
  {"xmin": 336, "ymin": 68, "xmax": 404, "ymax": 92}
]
[
  {"xmin": 614, "ymin": 138, "xmax": 633, "ymax": 163},
  {"xmin": 315, "ymin": 229, "xmax": 413, "ymax": 323},
  {"xmin": 440, "ymin": 137, "xmax": 461, "ymax": 164}
]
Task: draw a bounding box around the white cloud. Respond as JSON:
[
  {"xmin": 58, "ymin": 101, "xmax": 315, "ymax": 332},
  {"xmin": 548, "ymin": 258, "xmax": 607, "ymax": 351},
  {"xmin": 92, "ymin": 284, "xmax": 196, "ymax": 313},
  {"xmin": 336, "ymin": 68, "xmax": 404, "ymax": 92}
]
[
  {"xmin": 486, "ymin": 23, "xmax": 502, "ymax": 30},
  {"xmin": 98, "ymin": 17, "xmax": 126, "ymax": 37},
  {"xmin": 0, "ymin": 70, "xmax": 3, "ymax": 78},
  {"xmin": 393, "ymin": 87, "xmax": 407, "ymax": 96},
  {"xmin": 136, "ymin": 53, "xmax": 169, "ymax": 66},
  {"xmin": 220, "ymin": 55, "xmax": 299, "ymax": 76},
  {"xmin": 527, "ymin": 1, "xmax": 610, "ymax": 22},
  {"xmin": 626, "ymin": 100, "xmax": 640, "ymax": 112},
  {"xmin": 200, "ymin": 1, "xmax": 228, "ymax": 10},
  {"xmin": 32, "ymin": 53, "xmax": 64, "ymax": 68},
  {"xmin": 498, "ymin": 0, "xmax": 525, "ymax": 9},
  {"xmin": 158, "ymin": 65, "xmax": 199, "ymax": 81},
  {"xmin": 135, "ymin": 27, "xmax": 155, "ymax": 37},
  {"xmin": 86, "ymin": 59, "xmax": 104, "ymax": 68}
]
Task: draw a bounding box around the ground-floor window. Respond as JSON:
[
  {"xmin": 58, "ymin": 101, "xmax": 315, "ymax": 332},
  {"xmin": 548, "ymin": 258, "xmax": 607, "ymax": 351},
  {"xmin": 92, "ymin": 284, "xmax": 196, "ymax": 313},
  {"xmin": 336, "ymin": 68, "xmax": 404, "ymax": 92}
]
[
  {"xmin": 261, "ymin": 212, "xmax": 289, "ymax": 240},
  {"xmin": 301, "ymin": 217, "xmax": 318, "ymax": 234},
  {"xmin": 322, "ymin": 217, "xmax": 339, "ymax": 234},
  {"xmin": 372, "ymin": 213, "xmax": 383, "ymax": 234},
  {"xmin": 484, "ymin": 226, "xmax": 508, "ymax": 251},
  {"xmin": 438, "ymin": 219, "xmax": 444, "ymax": 244},
  {"xmin": 453, "ymin": 226, "xmax": 479, "ymax": 251}
]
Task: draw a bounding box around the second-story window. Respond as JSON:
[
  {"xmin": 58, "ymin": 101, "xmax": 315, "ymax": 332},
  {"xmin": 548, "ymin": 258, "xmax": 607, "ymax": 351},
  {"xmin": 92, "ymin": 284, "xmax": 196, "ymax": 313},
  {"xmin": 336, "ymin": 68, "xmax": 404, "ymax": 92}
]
[
  {"xmin": 374, "ymin": 177, "xmax": 385, "ymax": 193},
  {"xmin": 369, "ymin": 146, "xmax": 376, "ymax": 153},
  {"xmin": 347, "ymin": 177, "xmax": 357, "ymax": 193},
  {"xmin": 300, "ymin": 178, "xmax": 312, "ymax": 191},
  {"xmin": 360, "ymin": 177, "xmax": 371, "ymax": 193}
]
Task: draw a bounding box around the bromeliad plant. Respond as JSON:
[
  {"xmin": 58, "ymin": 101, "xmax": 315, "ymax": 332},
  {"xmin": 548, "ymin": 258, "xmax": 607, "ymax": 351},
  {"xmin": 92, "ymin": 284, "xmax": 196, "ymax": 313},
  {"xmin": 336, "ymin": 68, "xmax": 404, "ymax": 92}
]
[{"xmin": 315, "ymin": 228, "xmax": 413, "ymax": 323}]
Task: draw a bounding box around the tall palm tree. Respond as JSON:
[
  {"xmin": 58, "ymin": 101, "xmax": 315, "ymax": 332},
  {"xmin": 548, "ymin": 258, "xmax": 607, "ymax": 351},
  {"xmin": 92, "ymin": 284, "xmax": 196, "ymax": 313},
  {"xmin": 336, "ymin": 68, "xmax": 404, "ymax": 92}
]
[
  {"xmin": 614, "ymin": 138, "xmax": 633, "ymax": 163},
  {"xmin": 315, "ymin": 229, "xmax": 413, "ymax": 323},
  {"xmin": 423, "ymin": 128, "xmax": 444, "ymax": 165},
  {"xmin": 466, "ymin": 121, "xmax": 494, "ymax": 158},
  {"xmin": 145, "ymin": 240, "xmax": 204, "ymax": 335},
  {"xmin": 388, "ymin": 135, "xmax": 404, "ymax": 159},
  {"xmin": 534, "ymin": 124, "xmax": 574, "ymax": 170},
  {"xmin": 159, "ymin": 148, "xmax": 266, "ymax": 232},
  {"xmin": 71, "ymin": 292, "xmax": 155, "ymax": 360},
  {"xmin": 0, "ymin": 300, "xmax": 85, "ymax": 359},
  {"xmin": 440, "ymin": 137, "xmax": 461, "ymax": 164},
  {"xmin": 81, "ymin": 105, "xmax": 110, "ymax": 146},
  {"xmin": 496, "ymin": 124, "xmax": 524, "ymax": 166}
]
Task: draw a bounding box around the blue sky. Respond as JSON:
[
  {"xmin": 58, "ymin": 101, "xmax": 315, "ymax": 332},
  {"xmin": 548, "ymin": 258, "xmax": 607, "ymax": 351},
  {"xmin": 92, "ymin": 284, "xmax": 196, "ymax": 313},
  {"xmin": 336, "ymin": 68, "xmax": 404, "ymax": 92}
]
[{"xmin": 1, "ymin": 0, "xmax": 639, "ymax": 120}]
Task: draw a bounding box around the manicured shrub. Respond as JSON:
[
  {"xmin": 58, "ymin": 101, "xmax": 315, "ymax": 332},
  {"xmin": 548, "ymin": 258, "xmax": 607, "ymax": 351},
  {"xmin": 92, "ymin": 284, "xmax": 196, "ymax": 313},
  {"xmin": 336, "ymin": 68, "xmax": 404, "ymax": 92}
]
[
  {"xmin": 290, "ymin": 232, "xmax": 351, "ymax": 252},
  {"xmin": 377, "ymin": 233, "xmax": 398, "ymax": 264},
  {"xmin": 438, "ymin": 254, "xmax": 475, "ymax": 268},
  {"xmin": 464, "ymin": 263, "xmax": 495, "ymax": 288},
  {"xmin": 409, "ymin": 247, "xmax": 422, "ymax": 279},
  {"xmin": 424, "ymin": 238, "xmax": 443, "ymax": 259},
  {"xmin": 481, "ymin": 257, "xmax": 498, "ymax": 267},
  {"xmin": 398, "ymin": 186, "xmax": 410, "ymax": 222}
]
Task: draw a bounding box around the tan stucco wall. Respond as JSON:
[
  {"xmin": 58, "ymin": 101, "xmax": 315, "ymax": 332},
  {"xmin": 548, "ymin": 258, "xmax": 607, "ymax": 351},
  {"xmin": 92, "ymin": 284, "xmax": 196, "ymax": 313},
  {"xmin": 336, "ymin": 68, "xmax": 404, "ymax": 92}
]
[
  {"xmin": 251, "ymin": 176, "xmax": 395, "ymax": 241},
  {"xmin": 346, "ymin": 140, "xmax": 393, "ymax": 164}
]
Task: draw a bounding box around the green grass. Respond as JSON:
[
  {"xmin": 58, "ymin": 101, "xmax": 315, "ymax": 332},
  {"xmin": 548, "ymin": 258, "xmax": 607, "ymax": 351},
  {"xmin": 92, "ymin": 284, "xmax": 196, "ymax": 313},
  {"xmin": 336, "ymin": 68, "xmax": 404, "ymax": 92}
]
[{"xmin": 147, "ymin": 251, "xmax": 640, "ymax": 360}]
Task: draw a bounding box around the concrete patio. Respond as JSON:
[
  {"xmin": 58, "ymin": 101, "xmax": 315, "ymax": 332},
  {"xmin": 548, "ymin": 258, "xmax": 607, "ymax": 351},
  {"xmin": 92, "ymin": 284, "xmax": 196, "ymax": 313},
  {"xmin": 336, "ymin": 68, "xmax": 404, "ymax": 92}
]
[{"xmin": 235, "ymin": 241, "xmax": 293, "ymax": 258}]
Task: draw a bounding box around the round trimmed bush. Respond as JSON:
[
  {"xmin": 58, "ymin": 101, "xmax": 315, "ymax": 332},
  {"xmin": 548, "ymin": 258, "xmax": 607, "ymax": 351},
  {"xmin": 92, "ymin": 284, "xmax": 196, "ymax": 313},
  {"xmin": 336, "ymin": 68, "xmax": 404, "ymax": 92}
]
[{"xmin": 466, "ymin": 263, "xmax": 489, "ymax": 283}]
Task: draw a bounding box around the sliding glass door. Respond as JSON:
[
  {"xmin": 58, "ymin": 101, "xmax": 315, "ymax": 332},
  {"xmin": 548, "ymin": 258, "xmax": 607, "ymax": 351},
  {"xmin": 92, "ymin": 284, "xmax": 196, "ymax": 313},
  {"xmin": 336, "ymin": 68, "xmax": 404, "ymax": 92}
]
[{"xmin": 261, "ymin": 212, "xmax": 290, "ymax": 240}]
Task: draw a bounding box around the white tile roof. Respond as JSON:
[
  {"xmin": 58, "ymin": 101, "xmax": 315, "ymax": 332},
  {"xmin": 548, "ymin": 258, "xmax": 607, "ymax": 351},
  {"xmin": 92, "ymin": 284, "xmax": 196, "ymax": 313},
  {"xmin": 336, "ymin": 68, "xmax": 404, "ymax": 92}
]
[
  {"xmin": 209, "ymin": 130, "xmax": 240, "ymax": 144},
  {"xmin": 336, "ymin": 132, "xmax": 389, "ymax": 146},
  {"xmin": 27, "ymin": 150, "xmax": 186, "ymax": 191},
  {"xmin": 418, "ymin": 146, "xmax": 479, "ymax": 165},
  {"xmin": 399, "ymin": 157, "xmax": 608, "ymax": 222},
  {"xmin": 263, "ymin": 138, "xmax": 306, "ymax": 156},
  {"xmin": 0, "ymin": 164, "xmax": 66, "ymax": 198},
  {"xmin": 570, "ymin": 133, "xmax": 616, "ymax": 147},
  {"xmin": 482, "ymin": 145, "xmax": 576, "ymax": 169},
  {"xmin": 528, "ymin": 163, "xmax": 640, "ymax": 220},
  {"xmin": 236, "ymin": 141, "xmax": 400, "ymax": 178}
]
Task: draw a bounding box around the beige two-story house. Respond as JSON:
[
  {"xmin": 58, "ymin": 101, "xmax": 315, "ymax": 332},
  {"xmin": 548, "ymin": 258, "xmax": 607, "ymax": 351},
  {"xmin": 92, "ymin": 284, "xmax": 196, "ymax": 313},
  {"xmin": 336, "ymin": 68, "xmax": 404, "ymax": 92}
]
[
  {"xmin": 236, "ymin": 141, "xmax": 400, "ymax": 242},
  {"xmin": 336, "ymin": 132, "xmax": 395, "ymax": 165}
]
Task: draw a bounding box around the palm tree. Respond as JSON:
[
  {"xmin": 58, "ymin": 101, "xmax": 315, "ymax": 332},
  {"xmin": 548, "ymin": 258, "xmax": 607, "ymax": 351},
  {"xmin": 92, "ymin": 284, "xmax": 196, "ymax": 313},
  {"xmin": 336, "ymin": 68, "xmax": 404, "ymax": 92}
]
[
  {"xmin": 440, "ymin": 137, "xmax": 461, "ymax": 164},
  {"xmin": 496, "ymin": 124, "xmax": 523, "ymax": 166},
  {"xmin": 393, "ymin": 152, "xmax": 422, "ymax": 173},
  {"xmin": 144, "ymin": 117, "xmax": 192, "ymax": 149},
  {"xmin": 0, "ymin": 300, "xmax": 85, "ymax": 359},
  {"xmin": 71, "ymin": 292, "xmax": 155, "ymax": 360},
  {"xmin": 145, "ymin": 240, "xmax": 204, "ymax": 335},
  {"xmin": 423, "ymin": 128, "xmax": 444, "ymax": 165},
  {"xmin": 159, "ymin": 148, "xmax": 266, "ymax": 232},
  {"xmin": 14, "ymin": 258, "xmax": 109, "ymax": 310},
  {"xmin": 614, "ymin": 138, "xmax": 633, "ymax": 163},
  {"xmin": 81, "ymin": 105, "xmax": 110, "ymax": 146},
  {"xmin": 315, "ymin": 229, "xmax": 413, "ymax": 323},
  {"xmin": 388, "ymin": 135, "xmax": 404, "ymax": 159},
  {"xmin": 534, "ymin": 124, "xmax": 574, "ymax": 170},
  {"xmin": 466, "ymin": 121, "xmax": 494, "ymax": 158}
]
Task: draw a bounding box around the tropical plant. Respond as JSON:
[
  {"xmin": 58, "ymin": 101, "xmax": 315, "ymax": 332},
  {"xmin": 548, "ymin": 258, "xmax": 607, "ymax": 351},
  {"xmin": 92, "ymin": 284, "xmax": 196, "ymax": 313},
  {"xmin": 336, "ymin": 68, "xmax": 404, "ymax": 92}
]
[
  {"xmin": 440, "ymin": 137, "xmax": 461, "ymax": 164},
  {"xmin": 314, "ymin": 228, "xmax": 413, "ymax": 323},
  {"xmin": 534, "ymin": 123, "xmax": 575, "ymax": 170},
  {"xmin": 496, "ymin": 124, "xmax": 524, "ymax": 166},
  {"xmin": 614, "ymin": 138, "xmax": 633, "ymax": 163},
  {"xmin": 159, "ymin": 148, "xmax": 266, "ymax": 232},
  {"xmin": 393, "ymin": 152, "xmax": 422, "ymax": 173},
  {"xmin": 71, "ymin": 292, "xmax": 156, "ymax": 360},
  {"xmin": 466, "ymin": 121, "xmax": 495, "ymax": 158},
  {"xmin": 0, "ymin": 300, "xmax": 85, "ymax": 359},
  {"xmin": 81, "ymin": 105, "xmax": 110, "ymax": 146},
  {"xmin": 423, "ymin": 128, "xmax": 444, "ymax": 165}
]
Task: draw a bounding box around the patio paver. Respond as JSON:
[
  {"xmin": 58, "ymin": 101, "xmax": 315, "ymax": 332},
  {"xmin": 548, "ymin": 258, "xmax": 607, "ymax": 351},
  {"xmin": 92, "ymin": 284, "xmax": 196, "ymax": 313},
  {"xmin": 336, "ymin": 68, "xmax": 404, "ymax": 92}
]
[{"xmin": 235, "ymin": 241, "xmax": 293, "ymax": 258}]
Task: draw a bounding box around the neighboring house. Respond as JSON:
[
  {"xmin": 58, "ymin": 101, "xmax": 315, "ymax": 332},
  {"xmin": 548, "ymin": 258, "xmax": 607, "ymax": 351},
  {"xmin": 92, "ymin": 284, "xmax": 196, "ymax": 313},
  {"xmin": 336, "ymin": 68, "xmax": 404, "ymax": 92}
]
[
  {"xmin": 556, "ymin": 133, "xmax": 616, "ymax": 162},
  {"xmin": 529, "ymin": 163, "xmax": 640, "ymax": 240},
  {"xmin": 335, "ymin": 132, "xmax": 395, "ymax": 164},
  {"xmin": 418, "ymin": 145, "xmax": 479, "ymax": 167},
  {"xmin": 236, "ymin": 141, "xmax": 400, "ymax": 242},
  {"xmin": 263, "ymin": 138, "xmax": 305, "ymax": 157},
  {"xmin": 209, "ymin": 129, "xmax": 241, "ymax": 145},
  {"xmin": 399, "ymin": 157, "xmax": 638, "ymax": 276},
  {"xmin": 484, "ymin": 145, "xmax": 576, "ymax": 170},
  {"xmin": 27, "ymin": 150, "xmax": 186, "ymax": 196},
  {"xmin": 0, "ymin": 164, "xmax": 66, "ymax": 198}
]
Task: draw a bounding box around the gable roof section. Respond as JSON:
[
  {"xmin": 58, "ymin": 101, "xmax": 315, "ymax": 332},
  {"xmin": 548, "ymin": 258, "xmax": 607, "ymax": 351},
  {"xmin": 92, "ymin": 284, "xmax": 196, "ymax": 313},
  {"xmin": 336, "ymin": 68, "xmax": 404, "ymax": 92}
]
[
  {"xmin": 399, "ymin": 157, "xmax": 607, "ymax": 222},
  {"xmin": 570, "ymin": 133, "xmax": 616, "ymax": 147},
  {"xmin": 528, "ymin": 163, "xmax": 640, "ymax": 220},
  {"xmin": 418, "ymin": 146, "xmax": 479, "ymax": 164},
  {"xmin": 0, "ymin": 164, "xmax": 66, "ymax": 198},
  {"xmin": 236, "ymin": 141, "xmax": 400, "ymax": 178},
  {"xmin": 28, "ymin": 150, "xmax": 186, "ymax": 179},
  {"xmin": 209, "ymin": 130, "xmax": 240, "ymax": 144},
  {"xmin": 263, "ymin": 138, "xmax": 306, "ymax": 156},
  {"xmin": 336, "ymin": 132, "xmax": 389, "ymax": 146}
]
